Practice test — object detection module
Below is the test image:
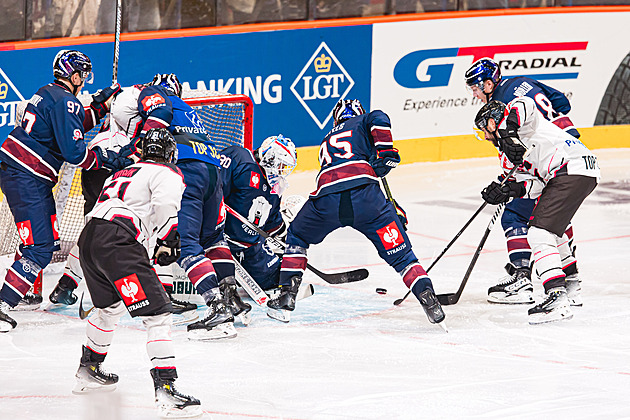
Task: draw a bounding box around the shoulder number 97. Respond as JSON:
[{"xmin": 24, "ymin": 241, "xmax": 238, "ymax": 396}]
[{"xmin": 318, "ymin": 130, "xmax": 354, "ymax": 166}]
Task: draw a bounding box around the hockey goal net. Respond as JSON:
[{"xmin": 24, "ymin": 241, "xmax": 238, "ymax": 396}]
[{"xmin": 0, "ymin": 90, "xmax": 253, "ymax": 263}]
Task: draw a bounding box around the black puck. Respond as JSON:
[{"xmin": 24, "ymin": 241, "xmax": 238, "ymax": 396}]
[{"xmin": 376, "ymin": 288, "xmax": 387, "ymax": 295}]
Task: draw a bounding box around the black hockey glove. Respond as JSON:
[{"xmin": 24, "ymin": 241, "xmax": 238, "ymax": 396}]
[
  {"xmin": 90, "ymin": 83, "xmax": 122, "ymax": 120},
  {"xmin": 392, "ymin": 199, "xmax": 408, "ymax": 231},
  {"xmin": 154, "ymin": 230, "xmax": 181, "ymax": 266},
  {"xmin": 481, "ymin": 181, "xmax": 526, "ymax": 205},
  {"xmin": 370, "ymin": 149, "xmax": 401, "ymax": 177}
]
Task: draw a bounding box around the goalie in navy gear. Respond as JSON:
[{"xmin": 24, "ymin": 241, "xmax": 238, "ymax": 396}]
[
  {"xmin": 269, "ymin": 99, "xmax": 445, "ymax": 326},
  {"xmin": 466, "ymin": 57, "xmax": 583, "ymax": 306},
  {"xmin": 0, "ymin": 49, "xmax": 123, "ymax": 332},
  {"xmin": 135, "ymin": 73, "xmax": 238, "ymax": 340},
  {"xmin": 73, "ymin": 128, "xmax": 201, "ymax": 418},
  {"xmin": 475, "ymin": 99, "xmax": 599, "ymax": 324}
]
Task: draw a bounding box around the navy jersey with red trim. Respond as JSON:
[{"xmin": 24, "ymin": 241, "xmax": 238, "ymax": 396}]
[
  {"xmin": 220, "ymin": 145, "xmax": 283, "ymax": 247},
  {"xmin": 0, "ymin": 81, "xmax": 100, "ymax": 184},
  {"xmin": 137, "ymin": 86, "xmax": 221, "ymax": 167},
  {"xmin": 311, "ymin": 110, "xmax": 393, "ymax": 198},
  {"xmin": 492, "ymin": 77, "xmax": 579, "ymax": 138}
]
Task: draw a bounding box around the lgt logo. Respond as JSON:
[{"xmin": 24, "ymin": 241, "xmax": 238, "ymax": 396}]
[
  {"xmin": 0, "ymin": 67, "xmax": 26, "ymax": 129},
  {"xmin": 291, "ymin": 42, "xmax": 354, "ymax": 129}
]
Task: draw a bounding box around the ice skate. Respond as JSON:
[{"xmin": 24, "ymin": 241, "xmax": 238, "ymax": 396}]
[
  {"xmin": 49, "ymin": 277, "xmax": 78, "ymax": 306},
  {"xmin": 12, "ymin": 292, "xmax": 43, "ymax": 311},
  {"xmin": 0, "ymin": 301, "xmax": 17, "ymax": 332},
  {"xmin": 416, "ymin": 289, "xmax": 447, "ymax": 330},
  {"xmin": 565, "ymin": 274, "xmax": 582, "ymax": 307},
  {"xmin": 151, "ymin": 368, "xmax": 202, "ymax": 419},
  {"xmin": 220, "ymin": 276, "xmax": 252, "ymax": 326},
  {"xmin": 187, "ymin": 288, "xmax": 236, "ymax": 340},
  {"xmin": 73, "ymin": 346, "xmax": 119, "ymax": 394},
  {"xmin": 267, "ymin": 276, "xmax": 301, "ymax": 323},
  {"xmin": 528, "ymin": 288, "xmax": 573, "ymax": 325},
  {"xmin": 487, "ymin": 263, "xmax": 534, "ymax": 304}
]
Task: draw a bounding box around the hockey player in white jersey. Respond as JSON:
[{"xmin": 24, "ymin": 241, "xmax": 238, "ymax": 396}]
[
  {"xmin": 73, "ymin": 128, "xmax": 202, "ymax": 418},
  {"xmin": 475, "ymin": 98, "xmax": 599, "ymax": 324}
]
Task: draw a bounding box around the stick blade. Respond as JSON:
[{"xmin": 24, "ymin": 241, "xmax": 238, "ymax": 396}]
[
  {"xmin": 437, "ymin": 293, "xmax": 460, "ymax": 306},
  {"xmin": 321, "ymin": 268, "xmax": 369, "ymax": 284}
]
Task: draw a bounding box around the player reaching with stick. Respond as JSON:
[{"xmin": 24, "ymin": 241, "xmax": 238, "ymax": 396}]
[{"xmin": 267, "ymin": 99, "xmax": 446, "ymax": 327}]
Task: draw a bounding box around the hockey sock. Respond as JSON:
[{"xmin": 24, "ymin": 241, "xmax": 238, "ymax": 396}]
[
  {"xmin": 143, "ymin": 313, "xmax": 176, "ymax": 370},
  {"xmin": 205, "ymin": 240, "xmax": 235, "ymax": 280},
  {"xmin": 85, "ymin": 301, "xmax": 125, "ymax": 355},
  {"xmin": 181, "ymin": 254, "xmax": 218, "ymax": 296},
  {"xmin": 0, "ymin": 257, "xmax": 42, "ymax": 307},
  {"xmin": 528, "ymin": 226, "xmax": 565, "ymax": 293},
  {"xmin": 401, "ymin": 262, "xmax": 433, "ymax": 294},
  {"xmin": 505, "ymin": 227, "xmax": 531, "ymax": 268},
  {"xmin": 279, "ymin": 244, "xmax": 307, "ymax": 287},
  {"xmin": 63, "ymin": 244, "xmax": 84, "ymax": 287},
  {"xmin": 556, "ymin": 232, "xmax": 578, "ymax": 274}
]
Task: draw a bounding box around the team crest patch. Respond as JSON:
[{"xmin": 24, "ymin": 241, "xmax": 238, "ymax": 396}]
[
  {"xmin": 114, "ymin": 274, "xmax": 148, "ymax": 306},
  {"xmin": 17, "ymin": 220, "xmax": 34, "ymax": 246},
  {"xmin": 249, "ymin": 171, "xmax": 261, "ymax": 189},
  {"xmin": 377, "ymin": 221, "xmax": 402, "ymax": 250},
  {"xmin": 141, "ymin": 93, "xmax": 166, "ymax": 111}
]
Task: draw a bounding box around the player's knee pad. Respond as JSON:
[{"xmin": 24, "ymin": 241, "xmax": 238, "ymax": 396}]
[
  {"xmin": 20, "ymin": 246, "xmax": 53, "ymax": 272},
  {"xmin": 528, "ymin": 226, "xmax": 564, "ymax": 284},
  {"xmin": 92, "ymin": 301, "xmax": 126, "ymax": 329},
  {"xmin": 527, "ymin": 226, "xmax": 558, "ymax": 251},
  {"xmin": 143, "ymin": 312, "xmax": 172, "ymax": 340}
]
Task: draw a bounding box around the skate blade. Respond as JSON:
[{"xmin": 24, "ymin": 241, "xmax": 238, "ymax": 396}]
[
  {"xmin": 172, "ymin": 311, "xmax": 199, "ymax": 326},
  {"xmin": 72, "ymin": 381, "xmax": 117, "ymax": 395},
  {"xmin": 266, "ymin": 307, "xmax": 290, "ymax": 323},
  {"xmin": 437, "ymin": 320, "xmax": 449, "ymax": 333},
  {"xmin": 487, "ymin": 293, "xmax": 534, "ymax": 305},
  {"xmin": 0, "ymin": 322, "xmax": 16, "ymax": 333},
  {"xmin": 157, "ymin": 404, "xmax": 203, "ymax": 419},
  {"xmin": 187, "ymin": 322, "xmax": 237, "ymax": 341},
  {"xmin": 11, "ymin": 303, "xmax": 42, "ymax": 311},
  {"xmin": 528, "ymin": 308, "xmax": 574, "ymax": 325},
  {"xmin": 568, "ymin": 296, "xmax": 583, "ymax": 307},
  {"xmin": 235, "ymin": 311, "xmax": 252, "ymax": 326}
]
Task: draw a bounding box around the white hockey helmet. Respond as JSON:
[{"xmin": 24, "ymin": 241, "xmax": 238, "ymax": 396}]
[{"xmin": 255, "ymin": 134, "xmax": 297, "ymax": 190}]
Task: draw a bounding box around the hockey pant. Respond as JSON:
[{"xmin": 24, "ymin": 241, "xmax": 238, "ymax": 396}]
[
  {"xmin": 177, "ymin": 160, "xmax": 225, "ymax": 296},
  {"xmin": 0, "ymin": 166, "xmax": 59, "ymax": 306},
  {"xmin": 280, "ymin": 184, "xmax": 433, "ymax": 293},
  {"xmin": 85, "ymin": 301, "xmax": 176, "ymax": 371}
]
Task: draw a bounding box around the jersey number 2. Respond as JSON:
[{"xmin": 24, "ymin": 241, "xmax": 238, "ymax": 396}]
[{"xmin": 319, "ymin": 131, "xmax": 354, "ymax": 166}]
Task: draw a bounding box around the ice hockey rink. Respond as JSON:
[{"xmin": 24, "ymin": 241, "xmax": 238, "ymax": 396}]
[{"xmin": 1, "ymin": 148, "xmax": 629, "ymax": 419}]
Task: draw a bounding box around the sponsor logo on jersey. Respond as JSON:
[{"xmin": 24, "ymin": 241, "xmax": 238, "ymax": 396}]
[
  {"xmin": 73, "ymin": 129, "xmax": 82, "ymax": 141},
  {"xmin": 377, "ymin": 221, "xmax": 402, "ymax": 250},
  {"xmin": 0, "ymin": 67, "xmax": 27, "ymax": 131},
  {"xmin": 394, "ymin": 42, "xmax": 588, "ymax": 89},
  {"xmin": 291, "ymin": 42, "xmax": 355, "ymax": 129},
  {"xmin": 114, "ymin": 273, "xmax": 148, "ymax": 306},
  {"xmin": 217, "ymin": 199, "xmax": 227, "ymax": 226},
  {"xmin": 51, "ymin": 214, "xmax": 59, "ymax": 241},
  {"xmin": 141, "ymin": 93, "xmax": 166, "ymax": 111},
  {"xmin": 249, "ymin": 171, "xmax": 260, "ymax": 188},
  {"xmin": 17, "ymin": 220, "xmax": 34, "ymax": 246}
]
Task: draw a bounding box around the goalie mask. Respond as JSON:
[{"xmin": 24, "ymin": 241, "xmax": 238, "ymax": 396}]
[
  {"xmin": 255, "ymin": 134, "xmax": 297, "ymax": 195},
  {"xmin": 332, "ymin": 99, "xmax": 365, "ymax": 126},
  {"xmin": 149, "ymin": 73, "xmax": 183, "ymax": 98},
  {"xmin": 474, "ymin": 100, "xmax": 506, "ymax": 142},
  {"xmin": 142, "ymin": 128, "xmax": 177, "ymax": 163}
]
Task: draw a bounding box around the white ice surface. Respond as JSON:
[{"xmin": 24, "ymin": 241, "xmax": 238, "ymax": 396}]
[{"xmin": 1, "ymin": 149, "xmax": 630, "ymax": 419}]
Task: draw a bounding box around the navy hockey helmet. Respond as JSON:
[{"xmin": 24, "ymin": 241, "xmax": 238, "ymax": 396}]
[
  {"xmin": 150, "ymin": 73, "xmax": 183, "ymax": 98},
  {"xmin": 142, "ymin": 128, "xmax": 177, "ymax": 163},
  {"xmin": 465, "ymin": 58, "xmax": 501, "ymax": 91},
  {"xmin": 53, "ymin": 50, "xmax": 93, "ymax": 84},
  {"xmin": 332, "ymin": 99, "xmax": 365, "ymax": 126}
]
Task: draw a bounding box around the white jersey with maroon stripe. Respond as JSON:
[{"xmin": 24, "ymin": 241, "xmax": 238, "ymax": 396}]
[
  {"xmin": 87, "ymin": 161, "xmax": 185, "ymax": 253},
  {"xmin": 500, "ymin": 96, "xmax": 600, "ymax": 199},
  {"xmin": 110, "ymin": 84, "xmax": 144, "ymax": 138}
]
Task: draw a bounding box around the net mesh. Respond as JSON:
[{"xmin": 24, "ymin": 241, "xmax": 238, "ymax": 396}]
[{"xmin": 0, "ymin": 90, "xmax": 252, "ymax": 261}]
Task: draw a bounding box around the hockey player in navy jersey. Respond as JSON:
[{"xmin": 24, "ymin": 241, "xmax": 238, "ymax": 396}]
[
  {"xmin": 219, "ymin": 135, "xmax": 297, "ymax": 320},
  {"xmin": 267, "ymin": 99, "xmax": 446, "ymax": 326},
  {"xmin": 465, "ymin": 58, "xmax": 583, "ymax": 306},
  {"xmin": 134, "ymin": 74, "xmax": 237, "ymax": 340},
  {"xmin": 475, "ymin": 99, "xmax": 599, "ymax": 324},
  {"xmin": 0, "ymin": 49, "xmax": 123, "ymax": 332},
  {"xmin": 73, "ymin": 128, "xmax": 202, "ymax": 418}
]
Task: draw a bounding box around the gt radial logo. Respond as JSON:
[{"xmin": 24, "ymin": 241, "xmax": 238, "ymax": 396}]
[{"xmin": 291, "ymin": 42, "xmax": 354, "ymax": 129}]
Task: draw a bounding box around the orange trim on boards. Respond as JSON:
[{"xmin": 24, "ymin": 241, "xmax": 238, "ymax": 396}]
[{"xmin": 1, "ymin": 5, "xmax": 629, "ymax": 51}]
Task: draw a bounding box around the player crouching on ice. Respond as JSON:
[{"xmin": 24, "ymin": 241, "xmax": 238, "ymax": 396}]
[
  {"xmin": 73, "ymin": 128, "xmax": 201, "ymax": 418},
  {"xmin": 475, "ymin": 99, "xmax": 599, "ymax": 324},
  {"xmin": 267, "ymin": 99, "xmax": 446, "ymax": 327}
]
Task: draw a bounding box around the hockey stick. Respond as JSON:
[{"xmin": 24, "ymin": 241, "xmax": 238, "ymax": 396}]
[
  {"xmin": 79, "ymin": 292, "xmax": 92, "ymax": 320},
  {"xmin": 112, "ymin": 0, "xmax": 122, "ymax": 85},
  {"xmin": 436, "ymin": 203, "xmax": 505, "ymax": 305},
  {"xmin": 393, "ymin": 149, "xmax": 530, "ymax": 306},
  {"xmin": 224, "ymin": 204, "xmax": 369, "ymax": 284}
]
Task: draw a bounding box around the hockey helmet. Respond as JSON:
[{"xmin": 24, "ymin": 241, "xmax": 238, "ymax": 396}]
[
  {"xmin": 142, "ymin": 128, "xmax": 177, "ymax": 163},
  {"xmin": 53, "ymin": 50, "xmax": 93, "ymax": 84},
  {"xmin": 465, "ymin": 58, "xmax": 501, "ymax": 91},
  {"xmin": 150, "ymin": 73, "xmax": 182, "ymax": 98},
  {"xmin": 474, "ymin": 100, "xmax": 506, "ymax": 140},
  {"xmin": 332, "ymin": 99, "xmax": 365, "ymax": 126},
  {"xmin": 255, "ymin": 134, "xmax": 297, "ymax": 190}
]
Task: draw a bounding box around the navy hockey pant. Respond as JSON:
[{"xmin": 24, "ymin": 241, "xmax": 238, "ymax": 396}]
[
  {"xmin": 176, "ymin": 160, "xmax": 226, "ymax": 295},
  {"xmin": 280, "ymin": 183, "xmax": 430, "ymax": 291},
  {"xmin": 0, "ymin": 166, "xmax": 59, "ymax": 306}
]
